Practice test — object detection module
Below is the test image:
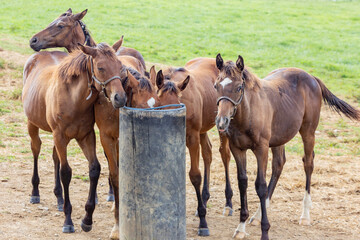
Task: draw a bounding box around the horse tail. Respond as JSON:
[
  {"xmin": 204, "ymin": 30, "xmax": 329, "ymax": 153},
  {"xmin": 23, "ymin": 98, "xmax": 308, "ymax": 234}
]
[{"xmin": 313, "ymin": 76, "xmax": 360, "ymax": 121}]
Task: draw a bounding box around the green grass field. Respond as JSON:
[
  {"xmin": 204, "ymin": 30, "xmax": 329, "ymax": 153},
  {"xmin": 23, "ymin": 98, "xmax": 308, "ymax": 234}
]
[{"xmin": 0, "ymin": 0, "xmax": 360, "ymax": 101}]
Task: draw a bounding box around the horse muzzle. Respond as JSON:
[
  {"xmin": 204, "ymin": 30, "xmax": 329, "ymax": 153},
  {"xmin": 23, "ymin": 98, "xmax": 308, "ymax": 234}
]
[
  {"xmin": 111, "ymin": 92, "xmax": 127, "ymax": 108},
  {"xmin": 215, "ymin": 116, "xmax": 230, "ymax": 133},
  {"xmin": 29, "ymin": 37, "xmax": 43, "ymax": 52}
]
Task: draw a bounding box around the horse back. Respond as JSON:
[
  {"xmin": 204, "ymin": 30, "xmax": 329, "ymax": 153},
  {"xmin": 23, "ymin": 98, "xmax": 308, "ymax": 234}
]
[
  {"xmin": 262, "ymin": 68, "xmax": 322, "ymax": 146},
  {"xmin": 117, "ymin": 55, "xmax": 145, "ymax": 74}
]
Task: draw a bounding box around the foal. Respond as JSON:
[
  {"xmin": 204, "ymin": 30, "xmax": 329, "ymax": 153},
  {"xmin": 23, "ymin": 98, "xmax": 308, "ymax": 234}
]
[
  {"xmin": 23, "ymin": 43, "xmax": 127, "ymax": 233},
  {"xmin": 214, "ymin": 54, "xmax": 360, "ymax": 239},
  {"xmin": 157, "ymin": 58, "xmax": 232, "ymax": 236}
]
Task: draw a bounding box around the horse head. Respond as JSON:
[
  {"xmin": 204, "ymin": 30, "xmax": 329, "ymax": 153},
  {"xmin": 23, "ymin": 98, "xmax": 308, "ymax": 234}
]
[
  {"xmin": 214, "ymin": 53, "xmax": 246, "ymax": 132},
  {"xmin": 78, "ymin": 42, "xmax": 127, "ymax": 108},
  {"xmin": 155, "ymin": 68, "xmax": 190, "ymax": 106},
  {"xmin": 30, "ymin": 8, "xmax": 90, "ymax": 52}
]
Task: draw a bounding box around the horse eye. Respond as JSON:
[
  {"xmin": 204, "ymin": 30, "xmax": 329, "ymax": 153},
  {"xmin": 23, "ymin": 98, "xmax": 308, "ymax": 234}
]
[
  {"xmin": 236, "ymin": 86, "xmax": 242, "ymax": 92},
  {"xmin": 57, "ymin": 25, "xmax": 64, "ymax": 29},
  {"xmin": 214, "ymin": 84, "xmax": 217, "ymax": 89},
  {"xmin": 97, "ymin": 67, "xmax": 104, "ymax": 72}
]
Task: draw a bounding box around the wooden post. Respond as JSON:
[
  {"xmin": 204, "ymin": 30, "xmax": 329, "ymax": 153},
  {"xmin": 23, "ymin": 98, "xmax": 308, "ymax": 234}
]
[{"xmin": 118, "ymin": 105, "xmax": 186, "ymax": 240}]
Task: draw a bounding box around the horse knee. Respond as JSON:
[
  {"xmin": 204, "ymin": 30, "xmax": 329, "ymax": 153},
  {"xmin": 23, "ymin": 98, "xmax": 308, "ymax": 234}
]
[
  {"xmin": 89, "ymin": 161, "xmax": 101, "ymax": 180},
  {"xmin": 189, "ymin": 171, "xmax": 201, "ymax": 187},
  {"xmin": 60, "ymin": 165, "xmax": 72, "ymax": 185},
  {"xmin": 255, "ymin": 179, "xmax": 267, "ymax": 199}
]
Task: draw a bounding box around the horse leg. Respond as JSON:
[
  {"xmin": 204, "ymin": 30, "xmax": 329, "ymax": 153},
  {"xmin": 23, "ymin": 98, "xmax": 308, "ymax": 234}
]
[
  {"xmin": 76, "ymin": 130, "xmax": 101, "ymax": 233},
  {"xmin": 299, "ymin": 127, "xmax": 315, "ymax": 226},
  {"xmin": 28, "ymin": 122, "xmax": 41, "ymax": 204},
  {"xmin": 219, "ymin": 133, "xmax": 233, "ymax": 216},
  {"xmin": 103, "ymin": 151, "xmax": 115, "ymax": 202},
  {"xmin": 250, "ymin": 145, "xmax": 286, "ymax": 225},
  {"xmin": 229, "ymin": 144, "xmax": 248, "ymax": 239},
  {"xmin": 253, "ymin": 145, "xmax": 270, "ymax": 240},
  {"xmin": 100, "ymin": 134, "xmax": 119, "ymax": 240},
  {"xmin": 53, "ymin": 133, "xmax": 73, "ymax": 233},
  {"xmin": 52, "ymin": 146, "xmax": 64, "ymax": 211},
  {"xmin": 188, "ymin": 132, "xmax": 209, "ymax": 236},
  {"xmin": 200, "ymin": 132, "xmax": 212, "ymax": 208}
]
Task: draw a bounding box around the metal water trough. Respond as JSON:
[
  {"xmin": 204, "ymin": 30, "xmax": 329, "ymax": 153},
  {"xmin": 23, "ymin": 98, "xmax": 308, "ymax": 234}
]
[{"xmin": 118, "ymin": 104, "xmax": 186, "ymax": 240}]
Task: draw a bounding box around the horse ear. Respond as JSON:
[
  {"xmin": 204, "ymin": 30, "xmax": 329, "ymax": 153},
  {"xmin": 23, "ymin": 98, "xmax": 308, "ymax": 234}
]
[
  {"xmin": 177, "ymin": 75, "xmax": 190, "ymax": 91},
  {"xmin": 126, "ymin": 70, "xmax": 139, "ymax": 89},
  {"xmin": 236, "ymin": 55, "xmax": 244, "ymax": 72},
  {"xmin": 77, "ymin": 43, "xmax": 97, "ymax": 57},
  {"xmin": 66, "ymin": 8, "xmax": 72, "ymax": 14},
  {"xmin": 216, "ymin": 53, "xmax": 224, "ymax": 71},
  {"xmin": 72, "ymin": 9, "xmax": 87, "ymax": 21},
  {"xmin": 149, "ymin": 66, "xmax": 156, "ymax": 86},
  {"xmin": 156, "ymin": 70, "xmax": 164, "ymax": 90},
  {"xmin": 112, "ymin": 36, "xmax": 124, "ymax": 52}
]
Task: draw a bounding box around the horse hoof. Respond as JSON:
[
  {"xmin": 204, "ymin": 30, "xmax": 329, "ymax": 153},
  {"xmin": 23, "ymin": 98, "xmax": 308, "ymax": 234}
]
[
  {"xmin": 223, "ymin": 206, "xmax": 234, "ymax": 216},
  {"xmin": 30, "ymin": 196, "xmax": 40, "ymax": 204},
  {"xmin": 233, "ymin": 231, "xmax": 246, "ymax": 239},
  {"xmin": 107, "ymin": 194, "xmax": 115, "ymax": 202},
  {"xmin": 198, "ymin": 228, "xmax": 210, "ymax": 236},
  {"xmin": 81, "ymin": 221, "xmax": 92, "ymax": 232},
  {"xmin": 299, "ymin": 218, "xmax": 311, "ymax": 226},
  {"xmin": 62, "ymin": 225, "xmax": 75, "ymax": 233},
  {"xmin": 249, "ymin": 218, "xmax": 260, "ymax": 226}
]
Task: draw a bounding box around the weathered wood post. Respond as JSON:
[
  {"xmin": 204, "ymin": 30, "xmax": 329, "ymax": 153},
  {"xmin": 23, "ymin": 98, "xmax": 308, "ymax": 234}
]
[{"xmin": 118, "ymin": 105, "xmax": 186, "ymax": 240}]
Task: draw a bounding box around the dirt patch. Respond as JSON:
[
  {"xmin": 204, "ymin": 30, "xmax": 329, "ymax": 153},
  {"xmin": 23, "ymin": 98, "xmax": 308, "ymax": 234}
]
[{"xmin": 0, "ymin": 49, "xmax": 359, "ymax": 239}]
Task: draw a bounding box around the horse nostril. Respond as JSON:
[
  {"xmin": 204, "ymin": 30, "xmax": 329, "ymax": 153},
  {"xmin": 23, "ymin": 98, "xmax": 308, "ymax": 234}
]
[
  {"xmin": 113, "ymin": 93, "xmax": 126, "ymax": 108},
  {"xmin": 30, "ymin": 37, "xmax": 38, "ymax": 45}
]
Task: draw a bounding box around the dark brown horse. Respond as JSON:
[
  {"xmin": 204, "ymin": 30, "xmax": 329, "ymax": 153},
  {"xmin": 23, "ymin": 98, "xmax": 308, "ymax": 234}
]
[
  {"xmin": 214, "ymin": 54, "xmax": 360, "ymax": 239},
  {"xmin": 95, "ymin": 59, "xmax": 160, "ymax": 239},
  {"xmin": 29, "ymin": 8, "xmax": 146, "ymax": 71},
  {"xmin": 22, "ymin": 42, "xmax": 127, "ymax": 234},
  {"xmin": 157, "ymin": 58, "xmax": 232, "ymax": 236}
]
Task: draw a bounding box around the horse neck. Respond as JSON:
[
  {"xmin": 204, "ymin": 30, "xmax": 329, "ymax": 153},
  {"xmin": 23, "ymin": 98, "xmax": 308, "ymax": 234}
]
[
  {"xmin": 66, "ymin": 72, "xmax": 98, "ymax": 109},
  {"xmin": 233, "ymin": 90, "xmax": 255, "ymax": 128},
  {"xmin": 66, "ymin": 26, "xmax": 96, "ymax": 53}
]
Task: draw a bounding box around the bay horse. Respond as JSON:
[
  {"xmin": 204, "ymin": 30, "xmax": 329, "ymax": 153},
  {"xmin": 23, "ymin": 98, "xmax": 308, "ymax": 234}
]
[
  {"xmin": 156, "ymin": 58, "xmax": 232, "ymax": 236},
  {"xmin": 22, "ymin": 42, "xmax": 127, "ymax": 233},
  {"xmin": 95, "ymin": 61, "xmax": 160, "ymax": 239},
  {"xmin": 29, "ymin": 8, "xmax": 147, "ymax": 72},
  {"xmin": 214, "ymin": 54, "xmax": 360, "ymax": 239}
]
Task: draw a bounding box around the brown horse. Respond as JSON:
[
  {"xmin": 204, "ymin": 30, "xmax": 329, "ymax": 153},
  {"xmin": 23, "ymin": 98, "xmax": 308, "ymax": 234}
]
[
  {"xmin": 29, "ymin": 8, "xmax": 146, "ymax": 71},
  {"xmin": 95, "ymin": 59, "xmax": 160, "ymax": 239},
  {"xmin": 22, "ymin": 42, "xmax": 127, "ymax": 234},
  {"xmin": 214, "ymin": 54, "xmax": 360, "ymax": 239},
  {"xmin": 157, "ymin": 58, "xmax": 232, "ymax": 236},
  {"xmin": 29, "ymin": 8, "xmax": 147, "ymax": 202}
]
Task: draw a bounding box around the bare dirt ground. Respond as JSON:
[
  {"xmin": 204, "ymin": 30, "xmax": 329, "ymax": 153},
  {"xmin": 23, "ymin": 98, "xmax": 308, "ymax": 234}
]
[{"xmin": 0, "ymin": 49, "xmax": 359, "ymax": 240}]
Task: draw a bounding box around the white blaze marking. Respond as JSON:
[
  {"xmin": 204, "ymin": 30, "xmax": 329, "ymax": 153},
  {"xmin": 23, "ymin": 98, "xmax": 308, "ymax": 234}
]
[
  {"xmin": 147, "ymin": 97, "xmax": 155, "ymax": 108},
  {"xmin": 220, "ymin": 77, "xmax": 232, "ymax": 88},
  {"xmin": 300, "ymin": 191, "xmax": 312, "ymax": 221}
]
